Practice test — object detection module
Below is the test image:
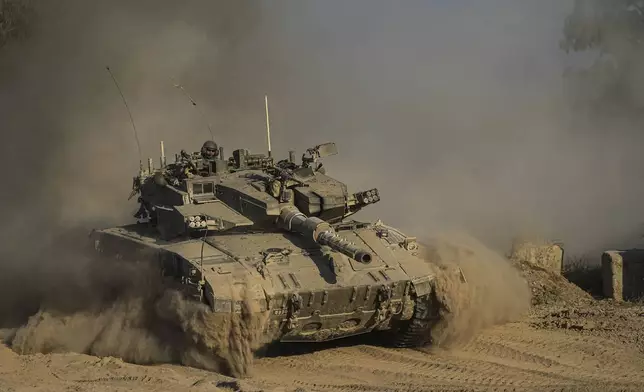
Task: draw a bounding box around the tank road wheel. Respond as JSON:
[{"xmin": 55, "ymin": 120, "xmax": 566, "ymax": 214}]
[{"xmin": 391, "ymin": 293, "xmax": 441, "ymax": 348}]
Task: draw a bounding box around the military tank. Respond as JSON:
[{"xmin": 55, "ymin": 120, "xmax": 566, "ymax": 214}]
[{"xmin": 90, "ymin": 139, "xmax": 450, "ymax": 348}]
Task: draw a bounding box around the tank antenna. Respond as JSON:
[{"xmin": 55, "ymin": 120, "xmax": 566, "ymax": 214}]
[
  {"xmin": 264, "ymin": 94, "xmax": 272, "ymax": 158},
  {"xmin": 199, "ymin": 228, "xmax": 208, "ymax": 287},
  {"xmin": 172, "ymin": 78, "xmax": 215, "ymax": 140},
  {"xmin": 105, "ymin": 66, "xmax": 142, "ymax": 160}
]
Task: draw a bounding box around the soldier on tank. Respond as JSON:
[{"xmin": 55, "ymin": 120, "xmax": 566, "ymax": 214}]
[
  {"xmin": 196, "ymin": 140, "xmax": 219, "ymax": 176},
  {"xmin": 201, "ymin": 140, "xmax": 219, "ymax": 161}
]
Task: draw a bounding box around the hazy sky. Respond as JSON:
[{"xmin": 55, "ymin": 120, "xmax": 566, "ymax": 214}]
[{"xmin": 5, "ymin": 1, "xmax": 644, "ymax": 258}]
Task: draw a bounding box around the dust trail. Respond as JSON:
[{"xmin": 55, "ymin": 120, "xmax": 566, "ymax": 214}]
[
  {"xmin": 154, "ymin": 283, "xmax": 270, "ymax": 377},
  {"xmin": 0, "ymin": 238, "xmax": 269, "ymax": 378},
  {"xmin": 421, "ymin": 232, "xmax": 532, "ymax": 348}
]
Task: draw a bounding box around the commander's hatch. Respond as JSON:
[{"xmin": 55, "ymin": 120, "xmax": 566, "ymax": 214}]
[
  {"xmin": 315, "ymin": 142, "xmax": 338, "ymax": 158},
  {"xmin": 293, "ymin": 166, "xmax": 315, "ymax": 180},
  {"xmin": 175, "ymin": 201, "xmax": 253, "ymax": 232}
]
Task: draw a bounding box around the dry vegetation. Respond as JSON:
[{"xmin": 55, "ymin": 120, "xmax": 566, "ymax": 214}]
[
  {"xmin": 0, "ymin": 0, "xmax": 33, "ymax": 49},
  {"xmin": 562, "ymin": 256, "xmax": 604, "ymax": 298}
]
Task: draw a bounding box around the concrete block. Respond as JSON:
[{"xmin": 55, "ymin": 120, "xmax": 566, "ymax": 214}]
[
  {"xmin": 602, "ymin": 249, "xmax": 644, "ymax": 302},
  {"xmin": 509, "ymin": 239, "xmax": 564, "ymax": 274}
]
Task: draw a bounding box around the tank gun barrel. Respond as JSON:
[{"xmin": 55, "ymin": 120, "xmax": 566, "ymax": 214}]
[{"xmin": 279, "ymin": 206, "xmax": 372, "ymax": 264}]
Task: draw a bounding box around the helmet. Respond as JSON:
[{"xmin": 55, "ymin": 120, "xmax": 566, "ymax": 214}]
[{"xmin": 201, "ymin": 140, "xmax": 219, "ymax": 160}]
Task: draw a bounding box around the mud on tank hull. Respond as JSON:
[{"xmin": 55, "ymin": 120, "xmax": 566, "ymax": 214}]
[{"xmin": 89, "ymin": 221, "xmax": 443, "ymax": 347}]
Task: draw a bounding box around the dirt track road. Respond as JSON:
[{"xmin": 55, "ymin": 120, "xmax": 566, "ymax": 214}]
[{"xmin": 3, "ymin": 305, "xmax": 644, "ymax": 392}]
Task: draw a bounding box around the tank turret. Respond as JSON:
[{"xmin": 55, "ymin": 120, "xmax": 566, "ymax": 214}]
[{"xmin": 127, "ymin": 141, "xmax": 382, "ymax": 242}]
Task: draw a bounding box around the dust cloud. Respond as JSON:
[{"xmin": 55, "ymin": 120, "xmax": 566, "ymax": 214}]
[
  {"xmin": 0, "ymin": 242, "xmax": 268, "ymax": 377},
  {"xmin": 422, "ymin": 233, "xmax": 532, "ymax": 348},
  {"xmin": 2, "ymin": 1, "xmax": 641, "ymax": 256}
]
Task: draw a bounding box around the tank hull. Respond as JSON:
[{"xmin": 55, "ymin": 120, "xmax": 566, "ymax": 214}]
[{"xmin": 89, "ymin": 221, "xmax": 441, "ymax": 346}]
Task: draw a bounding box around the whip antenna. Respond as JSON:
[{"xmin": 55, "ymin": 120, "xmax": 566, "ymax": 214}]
[
  {"xmin": 265, "ymin": 95, "xmax": 272, "ymax": 158},
  {"xmin": 200, "ymin": 227, "xmax": 208, "ymax": 286},
  {"xmin": 106, "ymin": 66, "xmax": 142, "ymax": 160},
  {"xmin": 172, "ymin": 78, "xmax": 215, "ymax": 140}
]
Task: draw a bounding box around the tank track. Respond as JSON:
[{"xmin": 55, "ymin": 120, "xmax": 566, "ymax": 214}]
[{"xmin": 391, "ymin": 293, "xmax": 442, "ymax": 348}]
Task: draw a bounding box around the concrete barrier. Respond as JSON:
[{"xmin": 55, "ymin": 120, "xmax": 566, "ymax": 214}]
[
  {"xmin": 602, "ymin": 249, "xmax": 644, "ymax": 302},
  {"xmin": 509, "ymin": 239, "xmax": 564, "ymax": 274}
]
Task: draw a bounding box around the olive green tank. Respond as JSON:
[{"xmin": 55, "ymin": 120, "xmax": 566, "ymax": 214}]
[{"xmin": 90, "ymin": 140, "xmax": 450, "ymax": 347}]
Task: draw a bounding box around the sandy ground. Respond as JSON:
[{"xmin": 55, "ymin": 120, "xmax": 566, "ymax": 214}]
[
  {"xmin": 1, "ymin": 302, "xmax": 644, "ymax": 392},
  {"xmin": 2, "ymin": 258, "xmax": 644, "ymax": 392}
]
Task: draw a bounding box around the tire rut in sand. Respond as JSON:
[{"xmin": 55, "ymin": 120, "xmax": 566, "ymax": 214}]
[
  {"xmin": 252, "ymin": 322, "xmax": 644, "ymax": 392},
  {"xmin": 351, "ymin": 345, "xmax": 562, "ymax": 387},
  {"xmin": 466, "ymin": 325, "xmax": 644, "ymax": 383}
]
